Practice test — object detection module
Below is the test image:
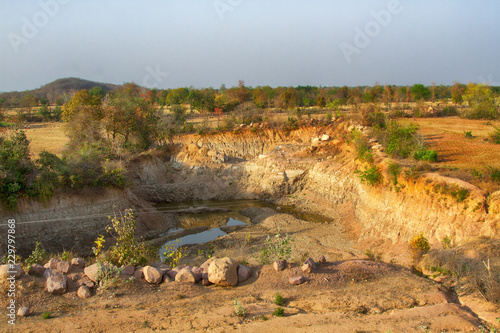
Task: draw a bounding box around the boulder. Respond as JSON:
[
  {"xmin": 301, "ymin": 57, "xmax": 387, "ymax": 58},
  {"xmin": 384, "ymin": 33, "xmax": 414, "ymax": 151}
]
[
  {"xmin": 152, "ymin": 262, "xmax": 170, "ymax": 276},
  {"xmin": 71, "ymin": 258, "xmax": 86, "ymax": 267},
  {"xmin": 44, "ymin": 258, "xmax": 59, "ymax": 270},
  {"xmin": 166, "ymin": 266, "xmax": 183, "ymax": 280},
  {"xmin": 44, "ymin": 269, "xmax": 67, "ymax": 295},
  {"xmin": 190, "ymin": 266, "xmax": 203, "ymax": 282},
  {"xmin": 289, "ymin": 276, "xmax": 306, "ymax": 285},
  {"xmin": 133, "ymin": 267, "xmax": 144, "ymax": 280},
  {"xmin": 208, "ymin": 257, "xmax": 238, "ymax": 287},
  {"xmin": 122, "ymin": 264, "xmax": 135, "ymax": 276},
  {"xmin": 17, "ymin": 306, "xmax": 30, "ymax": 317},
  {"xmin": 237, "ymin": 264, "xmax": 251, "ymax": 283},
  {"xmin": 273, "ymin": 260, "xmax": 287, "ymax": 272},
  {"xmin": 28, "ymin": 263, "xmax": 46, "ymax": 276},
  {"xmin": 84, "ymin": 262, "xmax": 116, "ymax": 283},
  {"xmin": 175, "ymin": 268, "xmax": 196, "ymax": 284},
  {"xmin": 143, "ymin": 266, "xmax": 162, "ymax": 284},
  {"xmin": 56, "ymin": 261, "xmax": 71, "ymax": 274},
  {"xmin": 77, "ymin": 285, "xmax": 92, "ymax": 299},
  {"xmin": 0, "ymin": 264, "xmax": 24, "ymax": 281}
]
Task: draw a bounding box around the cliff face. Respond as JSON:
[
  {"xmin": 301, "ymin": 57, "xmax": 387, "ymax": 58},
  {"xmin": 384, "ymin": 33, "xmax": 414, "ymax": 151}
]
[{"xmin": 2, "ymin": 123, "xmax": 498, "ymax": 255}]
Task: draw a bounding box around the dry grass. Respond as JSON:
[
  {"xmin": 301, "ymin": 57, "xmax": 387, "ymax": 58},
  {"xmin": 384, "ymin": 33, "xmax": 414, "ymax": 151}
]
[
  {"xmin": 23, "ymin": 122, "xmax": 68, "ymax": 157},
  {"xmin": 399, "ymin": 117, "xmax": 500, "ymax": 169}
]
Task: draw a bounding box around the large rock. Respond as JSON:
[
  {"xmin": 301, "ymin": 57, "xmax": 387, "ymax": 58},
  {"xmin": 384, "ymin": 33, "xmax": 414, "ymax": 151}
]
[
  {"xmin": 143, "ymin": 266, "xmax": 162, "ymax": 284},
  {"xmin": 208, "ymin": 257, "xmax": 238, "ymax": 287},
  {"xmin": 71, "ymin": 258, "xmax": 85, "ymax": 267},
  {"xmin": 166, "ymin": 266, "xmax": 183, "ymax": 280},
  {"xmin": 28, "ymin": 263, "xmax": 46, "ymax": 276},
  {"xmin": 237, "ymin": 264, "xmax": 251, "ymax": 283},
  {"xmin": 77, "ymin": 285, "xmax": 92, "ymax": 299},
  {"xmin": 122, "ymin": 264, "xmax": 135, "ymax": 276},
  {"xmin": 44, "ymin": 258, "xmax": 60, "ymax": 270},
  {"xmin": 44, "ymin": 270, "xmax": 67, "ymax": 295},
  {"xmin": 175, "ymin": 267, "xmax": 196, "ymax": 284},
  {"xmin": 190, "ymin": 266, "xmax": 203, "ymax": 282},
  {"xmin": 56, "ymin": 261, "xmax": 71, "ymax": 274},
  {"xmin": 0, "ymin": 264, "xmax": 24, "ymax": 281},
  {"xmin": 84, "ymin": 262, "xmax": 116, "ymax": 283}
]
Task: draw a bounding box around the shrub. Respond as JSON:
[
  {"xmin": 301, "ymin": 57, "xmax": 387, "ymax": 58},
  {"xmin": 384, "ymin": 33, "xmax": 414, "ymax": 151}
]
[
  {"xmin": 381, "ymin": 121, "xmax": 421, "ymax": 159},
  {"xmin": 439, "ymin": 106, "xmax": 458, "ymax": 117},
  {"xmin": 387, "ymin": 162, "xmax": 401, "ymax": 185},
  {"xmin": 274, "ymin": 292, "xmax": 284, "ymax": 306},
  {"xmin": 490, "ymin": 127, "xmax": 500, "ymax": 144},
  {"xmin": 106, "ymin": 209, "xmax": 156, "ymax": 266},
  {"xmin": 96, "ymin": 262, "xmax": 123, "ymax": 290},
  {"xmin": 273, "ymin": 307, "xmax": 285, "ymax": 317},
  {"xmin": 163, "ymin": 242, "xmax": 185, "ymax": 268},
  {"xmin": 356, "ymin": 165, "xmax": 383, "ymax": 186},
  {"xmin": 464, "ymin": 131, "xmax": 474, "ymax": 139},
  {"xmin": 355, "ymin": 138, "xmax": 374, "ymax": 163},
  {"xmin": 409, "ymin": 233, "xmax": 430, "ymax": 262},
  {"xmin": 259, "ymin": 227, "xmax": 295, "ymax": 264},
  {"xmin": 441, "ymin": 236, "xmax": 452, "ymax": 249},
  {"xmin": 24, "ymin": 241, "xmax": 48, "ymax": 269},
  {"xmin": 41, "ymin": 312, "xmax": 51, "ymax": 319},
  {"xmin": 233, "ymin": 299, "xmax": 246, "ymax": 317},
  {"xmin": 413, "ymin": 149, "xmax": 438, "ymax": 162}
]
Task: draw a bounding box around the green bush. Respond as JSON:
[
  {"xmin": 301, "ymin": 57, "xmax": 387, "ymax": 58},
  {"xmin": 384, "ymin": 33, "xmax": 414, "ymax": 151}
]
[
  {"xmin": 413, "ymin": 149, "xmax": 438, "ymax": 162},
  {"xmin": 259, "ymin": 227, "xmax": 295, "ymax": 264},
  {"xmin": 408, "ymin": 233, "xmax": 430, "ymax": 262},
  {"xmin": 24, "ymin": 241, "xmax": 48, "ymax": 269},
  {"xmin": 490, "ymin": 127, "xmax": 500, "ymax": 144},
  {"xmin": 356, "ymin": 165, "xmax": 383, "ymax": 186},
  {"xmin": 106, "ymin": 209, "xmax": 156, "ymax": 266},
  {"xmin": 273, "ymin": 307, "xmax": 285, "ymax": 317},
  {"xmin": 387, "ymin": 162, "xmax": 401, "ymax": 185},
  {"xmin": 274, "ymin": 292, "xmax": 284, "ymax": 306}
]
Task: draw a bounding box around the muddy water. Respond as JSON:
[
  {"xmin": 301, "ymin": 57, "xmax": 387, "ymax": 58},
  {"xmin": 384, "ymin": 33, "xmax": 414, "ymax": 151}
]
[{"xmin": 155, "ymin": 200, "xmax": 333, "ymax": 255}]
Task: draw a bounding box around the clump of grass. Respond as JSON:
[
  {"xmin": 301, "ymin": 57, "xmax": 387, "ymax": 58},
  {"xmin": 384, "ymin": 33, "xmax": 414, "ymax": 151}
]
[
  {"xmin": 355, "ymin": 165, "xmax": 383, "ymax": 186},
  {"xmin": 273, "ymin": 307, "xmax": 285, "ymax": 317},
  {"xmin": 41, "ymin": 312, "xmax": 51, "ymax": 319},
  {"xmin": 274, "ymin": 292, "xmax": 284, "ymax": 306},
  {"xmin": 490, "ymin": 126, "xmax": 500, "ymax": 144}
]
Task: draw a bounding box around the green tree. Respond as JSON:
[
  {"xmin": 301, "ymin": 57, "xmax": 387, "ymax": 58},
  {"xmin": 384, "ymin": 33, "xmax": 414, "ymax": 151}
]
[
  {"xmin": 462, "ymin": 83, "xmax": 498, "ymax": 119},
  {"xmin": 411, "ymin": 84, "xmax": 431, "ymax": 101}
]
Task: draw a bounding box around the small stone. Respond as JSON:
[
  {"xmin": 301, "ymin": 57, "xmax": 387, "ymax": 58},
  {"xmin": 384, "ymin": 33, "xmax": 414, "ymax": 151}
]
[
  {"xmin": 301, "ymin": 258, "xmax": 315, "ymax": 273},
  {"xmin": 56, "ymin": 261, "xmax": 71, "ymax": 274},
  {"xmin": 122, "ymin": 264, "xmax": 135, "ymax": 276},
  {"xmin": 28, "ymin": 263, "xmax": 46, "ymax": 276},
  {"xmin": 71, "ymin": 275, "xmax": 79, "ymax": 282},
  {"xmin": 77, "ymin": 285, "xmax": 92, "ymax": 299},
  {"xmin": 321, "ymin": 134, "xmax": 330, "ymax": 141},
  {"xmin": 84, "ymin": 263, "xmax": 116, "ymax": 283},
  {"xmin": 318, "ymin": 256, "xmax": 327, "ymax": 265},
  {"xmin": 85, "ymin": 281, "xmax": 95, "ymax": 288},
  {"xmin": 273, "ymin": 260, "xmax": 287, "ymax": 272},
  {"xmin": 175, "ymin": 268, "xmax": 196, "ymax": 284},
  {"xmin": 289, "ymin": 276, "xmax": 306, "ymax": 285},
  {"xmin": 163, "ymin": 274, "xmax": 172, "ymax": 283},
  {"xmin": 17, "ymin": 306, "xmax": 30, "ymax": 317},
  {"xmin": 237, "ymin": 264, "xmax": 251, "ymax": 283},
  {"xmin": 151, "ymin": 262, "xmax": 170, "ymax": 276},
  {"xmin": 71, "ymin": 258, "xmax": 86, "ymax": 267},
  {"xmin": 143, "ymin": 266, "xmax": 162, "ymax": 284},
  {"xmin": 202, "ymin": 278, "xmax": 211, "ymax": 286},
  {"xmin": 166, "ymin": 266, "xmax": 183, "ymax": 280}
]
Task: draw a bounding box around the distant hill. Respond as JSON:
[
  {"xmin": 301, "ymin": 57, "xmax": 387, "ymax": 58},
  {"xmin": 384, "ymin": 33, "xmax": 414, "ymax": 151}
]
[{"xmin": 0, "ymin": 78, "xmax": 121, "ymax": 106}]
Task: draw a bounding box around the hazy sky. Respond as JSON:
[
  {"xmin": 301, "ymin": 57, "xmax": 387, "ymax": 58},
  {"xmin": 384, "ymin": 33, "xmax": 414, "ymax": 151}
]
[{"xmin": 1, "ymin": 0, "xmax": 499, "ymax": 92}]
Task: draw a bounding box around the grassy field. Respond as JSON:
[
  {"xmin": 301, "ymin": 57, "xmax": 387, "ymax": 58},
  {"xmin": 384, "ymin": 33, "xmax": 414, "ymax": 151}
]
[
  {"xmin": 23, "ymin": 122, "xmax": 68, "ymax": 157},
  {"xmin": 399, "ymin": 117, "xmax": 500, "ymax": 169}
]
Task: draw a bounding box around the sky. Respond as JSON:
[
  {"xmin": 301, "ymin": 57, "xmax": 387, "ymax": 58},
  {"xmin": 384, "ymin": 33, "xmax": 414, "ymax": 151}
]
[{"xmin": 1, "ymin": 0, "xmax": 499, "ymax": 92}]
